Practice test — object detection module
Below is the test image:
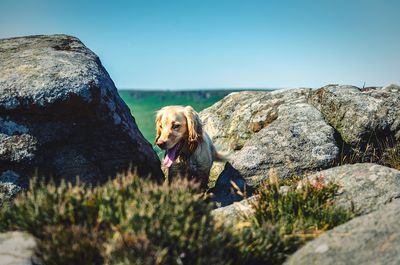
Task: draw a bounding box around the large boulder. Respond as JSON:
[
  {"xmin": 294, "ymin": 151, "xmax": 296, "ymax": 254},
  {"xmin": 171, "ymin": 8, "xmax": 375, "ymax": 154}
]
[
  {"xmin": 230, "ymin": 102, "xmax": 338, "ymax": 185},
  {"xmin": 284, "ymin": 199, "xmax": 400, "ymax": 265},
  {"xmin": 0, "ymin": 231, "xmax": 36, "ymax": 265},
  {"xmin": 304, "ymin": 163, "xmax": 400, "ymax": 215},
  {"xmin": 201, "ymin": 89, "xmax": 311, "ymax": 152},
  {"xmin": 202, "ymin": 85, "xmax": 400, "ymax": 206},
  {"xmin": 308, "ymin": 84, "xmax": 400, "ymax": 146},
  {"xmin": 201, "ymin": 89, "xmax": 339, "ymax": 189},
  {"xmin": 0, "ymin": 35, "xmax": 163, "ymax": 186}
]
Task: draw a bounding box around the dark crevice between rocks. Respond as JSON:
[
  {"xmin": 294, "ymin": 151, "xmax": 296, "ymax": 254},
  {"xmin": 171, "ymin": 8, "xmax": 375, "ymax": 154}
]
[
  {"xmin": 210, "ymin": 162, "xmax": 254, "ymax": 207},
  {"xmin": 333, "ymin": 126, "xmax": 398, "ymax": 167}
]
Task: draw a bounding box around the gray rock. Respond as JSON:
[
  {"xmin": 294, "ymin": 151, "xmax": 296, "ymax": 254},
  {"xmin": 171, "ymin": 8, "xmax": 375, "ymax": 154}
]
[
  {"xmin": 304, "ymin": 163, "xmax": 400, "ymax": 215},
  {"xmin": 0, "ymin": 35, "xmax": 163, "ymax": 185},
  {"xmin": 231, "ymin": 102, "xmax": 338, "ymax": 185},
  {"xmin": 202, "ymin": 89, "xmax": 339, "ymax": 188},
  {"xmin": 200, "ymin": 89, "xmax": 311, "ymax": 152},
  {"xmin": 0, "ymin": 170, "xmax": 22, "ymax": 206},
  {"xmin": 0, "ymin": 231, "xmax": 36, "ymax": 265},
  {"xmin": 200, "ymin": 89, "xmax": 340, "ymax": 202},
  {"xmin": 202, "ymin": 85, "xmax": 400, "ymax": 201},
  {"xmin": 212, "ymin": 196, "xmax": 257, "ymax": 226},
  {"xmin": 284, "ymin": 199, "xmax": 400, "ymax": 265},
  {"xmin": 308, "ymin": 84, "xmax": 400, "ymax": 146}
]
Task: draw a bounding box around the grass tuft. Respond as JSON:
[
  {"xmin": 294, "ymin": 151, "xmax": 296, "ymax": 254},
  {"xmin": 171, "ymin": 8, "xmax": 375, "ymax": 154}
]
[
  {"xmin": 337, "ymin": 136, "xmax": 400, "ymax": 170},
  {"xmin": 234, "ymin": 173, "xmax": 353, "ymax": 265}
]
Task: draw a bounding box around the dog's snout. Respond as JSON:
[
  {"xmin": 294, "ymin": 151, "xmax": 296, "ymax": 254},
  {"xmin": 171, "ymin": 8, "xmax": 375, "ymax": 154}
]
[{"xmin": 156, "ymin": 139, "xmax": 167, "ymax": 149}]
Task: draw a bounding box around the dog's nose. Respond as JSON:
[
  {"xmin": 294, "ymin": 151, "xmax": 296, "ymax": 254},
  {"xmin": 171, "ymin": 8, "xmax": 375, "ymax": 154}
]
[{"xmin": 156, "ymin": 139, "xmax": 167, "ymax": 149}]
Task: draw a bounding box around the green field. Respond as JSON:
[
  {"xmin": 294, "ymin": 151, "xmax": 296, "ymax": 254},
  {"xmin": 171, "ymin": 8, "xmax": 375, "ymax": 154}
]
[{"xmin": 119, "ymin": 90, "xmax": 231, "ymax": 144}]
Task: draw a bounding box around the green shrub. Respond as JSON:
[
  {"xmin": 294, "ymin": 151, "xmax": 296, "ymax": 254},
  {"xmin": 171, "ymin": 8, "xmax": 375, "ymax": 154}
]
[
  {"xmin": 233, "ymin": 173, "xmax": 353, "ymax": 265},
  {"xmin": 0, "ymin": 171, "xmax": 353, "ymax": 265},
  {"xmin": 103, "ymin": 178, "xmax": 236, "ymax": 265},
  {"xmin": 0, "ymin": 173, "xmax": 236, "ymax": 265}
]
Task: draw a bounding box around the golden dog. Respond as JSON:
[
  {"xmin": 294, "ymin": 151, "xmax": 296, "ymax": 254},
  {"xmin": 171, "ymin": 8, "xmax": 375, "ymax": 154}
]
[{"xmin": 155, "ymin": 105, "xmax": 222, "ymax": 188}]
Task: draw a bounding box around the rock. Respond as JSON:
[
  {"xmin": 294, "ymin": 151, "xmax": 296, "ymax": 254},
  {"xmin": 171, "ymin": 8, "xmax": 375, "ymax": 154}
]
[
  {"xmin": 0, "ymin": 35, "xmax": 163, "ymax": 185},
  {"xmin": 200, "ymin": 89, "xmax": 311, "ymax": 152},
  {"xmin": 0, "ymin": 231, "xmax": 36, "ymax": 265},
  {"xmin": 284, "ymin": 199, "xmax": 400, "ymax": 265},
  {"xmin": 0, "ymin": 170, "xmax": 22, "ymax": 206},
  {"xmin": 304, "ymin": 163, "xmax": 400, "ymax": 215},
  {"xmin": 231, "ymin": 102, "xmax": 338, "ymax": 185},
  {"xmin": 308, "ymin": 84, "xmax": 400, "ymax": 146},
  {"xmin": 201, "ymin": 89, "xmax": 339, "ymax": 188},
  {"xmin": 212, "ymin": 196, "xmax": 257, "ymax": 226},
  {"xmin": 213, "ymin": 163, "xmax": 400, "ymax": 226}
]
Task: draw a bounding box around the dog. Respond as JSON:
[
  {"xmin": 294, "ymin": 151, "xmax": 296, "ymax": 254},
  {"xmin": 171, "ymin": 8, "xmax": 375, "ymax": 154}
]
[{"xmin": 155, "ymin": 105, "xmax": 223, "ymax": 189}]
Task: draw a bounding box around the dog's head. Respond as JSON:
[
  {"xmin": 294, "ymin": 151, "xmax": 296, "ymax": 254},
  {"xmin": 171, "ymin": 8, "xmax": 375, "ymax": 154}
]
[{"xmin": 155, "ymin": 106, "xmax": 203, "ymax": 166}]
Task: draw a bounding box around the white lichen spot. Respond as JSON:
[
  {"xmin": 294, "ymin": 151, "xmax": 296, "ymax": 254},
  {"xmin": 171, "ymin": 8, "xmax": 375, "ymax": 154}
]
[{"xmin": 315, "ymin": 243, "xmax": 329, "ymax": 253}]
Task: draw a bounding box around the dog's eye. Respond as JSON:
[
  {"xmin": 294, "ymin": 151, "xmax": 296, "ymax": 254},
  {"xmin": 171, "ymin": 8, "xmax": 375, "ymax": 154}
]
[{"xmin": 172, "ymin": 124, "xmax": 180, "ymax": 129}]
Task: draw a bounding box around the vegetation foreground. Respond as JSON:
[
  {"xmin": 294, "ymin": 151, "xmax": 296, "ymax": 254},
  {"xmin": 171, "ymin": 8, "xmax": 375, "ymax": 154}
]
[{"xmin": 0, "ymin": 172, "xmax": 352, "ymax": 265}]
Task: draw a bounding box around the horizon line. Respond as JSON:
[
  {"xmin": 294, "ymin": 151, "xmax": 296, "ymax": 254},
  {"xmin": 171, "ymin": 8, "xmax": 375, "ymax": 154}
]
[{"xmin": 117, "ymin": 87, "xmax": 282, "ymax": 91}]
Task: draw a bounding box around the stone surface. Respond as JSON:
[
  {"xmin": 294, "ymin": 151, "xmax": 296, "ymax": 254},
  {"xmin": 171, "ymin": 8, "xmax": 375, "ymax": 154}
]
[
  {"xmin": 308, "ymin": 84, "xmax": 400, "ymax": 146},
  {"xmin": 200, "ymin": 89, "xmax": 311, "ymax": 152},
  {"xmin": 0, "ymin": 170, "xmax": 22, "ymax": 206},
  {"xmin": 201, "ymin": 89, "xmax": 339, "ymax": 187},
  {"xmin": 304, "ymin": 163, "xmax": 400, "ymax": 215},
  {"xmin": 284, "ymin": 199, "xmax": 400, "ymax": 265},
  {"xmin": 0, "ymin": 35, "xmax": 163, "ymax": 185},
  {"xmin": 212, "ymin": 196, "xmax": 257, "ymax": 226},
  {"xmin": 231, "ymin": 102, "xmax": 338, "ymax": 185},
  {"xmin": 0, "ymin": 231, "xmax": 36, "ymax": 265},
  {"xmin": 201, "ymin": 85, "xmax": 400, "ymax": 198}
]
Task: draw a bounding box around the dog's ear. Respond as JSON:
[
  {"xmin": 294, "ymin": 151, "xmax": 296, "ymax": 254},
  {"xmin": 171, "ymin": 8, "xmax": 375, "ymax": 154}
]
[
  {"xmin": 184, "ymin": 106, "xmax": 203, "ymax": 150},
  {"xmin": 155, "ymin": 109, "xmax": 163, "ymax": 143}
]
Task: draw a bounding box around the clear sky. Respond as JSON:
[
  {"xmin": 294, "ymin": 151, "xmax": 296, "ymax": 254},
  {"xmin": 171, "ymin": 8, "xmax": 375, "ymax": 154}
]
[{"xmin": 1, "ymin": 0, "xmax": 399, "ymax": 89}]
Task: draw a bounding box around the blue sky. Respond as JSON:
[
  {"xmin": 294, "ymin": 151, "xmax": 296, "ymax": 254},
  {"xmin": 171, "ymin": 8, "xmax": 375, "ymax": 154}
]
[{"xmin": 1, "ymin": 0, "xmax": 399, "ymax": 89}]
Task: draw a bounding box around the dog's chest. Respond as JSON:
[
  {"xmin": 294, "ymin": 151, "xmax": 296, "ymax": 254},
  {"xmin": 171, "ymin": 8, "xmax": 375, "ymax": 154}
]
[{"xmin": 167, "ymin": 156, "xmax": 199, "ymax": 178}]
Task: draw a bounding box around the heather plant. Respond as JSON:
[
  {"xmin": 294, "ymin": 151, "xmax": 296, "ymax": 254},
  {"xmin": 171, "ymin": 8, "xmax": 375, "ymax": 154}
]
[
  {"xmin": 233, "ymin": 172, "xmax": 353, "ymax": 265},
  {"xmin": 103, "ymin": 177, "xmax": 236, "ymax": 265},
  {"xmin": 0, "ymin": 173, "xmax": 237, "ymax": 265},
  {"xmin": 0, "ymin": 170, "xmax": 353, "ymax": 265}
]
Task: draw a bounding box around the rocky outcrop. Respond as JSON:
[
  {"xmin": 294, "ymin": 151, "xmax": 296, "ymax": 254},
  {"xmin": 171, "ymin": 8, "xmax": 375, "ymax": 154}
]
[
  {"xmin": 230, "ymin": 102, "xmax": 338, "ymax": 186},
  {"xmin": 0, "ymin": 35, "xmax": 163, "ymax": 187},
  {"xmin": 0, "ymin": 231, "xmax": 36, "ymax": 265},
  {"xmin": 201, "ymin": 85, "xmax": 400, "ymax": 201},
  {"xmin": 308, "ymin": 84, "xmax": 400, "ymax": 146},
  {"xmin": 303, "ymin": 163, "xmax": 400, "ymax": 215},
  {"xmin": 201, "ymin": 89, "xmax": 310, "ymax": 152},
  {"xmin": 201, "ymin": 89, "xmax": 339, "ymax": 189},
  {"xmin": 284, "ymin": 199, "xmax": 400, "ymax": 265}
]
